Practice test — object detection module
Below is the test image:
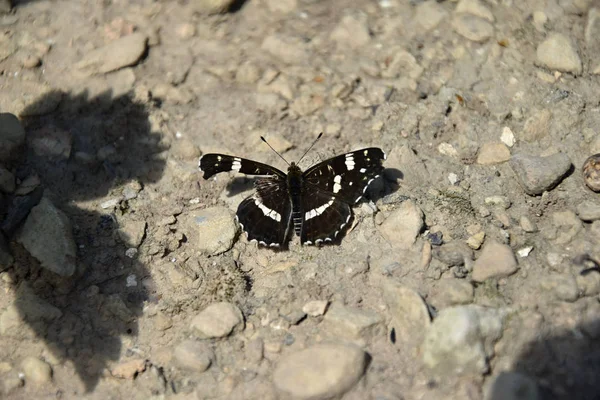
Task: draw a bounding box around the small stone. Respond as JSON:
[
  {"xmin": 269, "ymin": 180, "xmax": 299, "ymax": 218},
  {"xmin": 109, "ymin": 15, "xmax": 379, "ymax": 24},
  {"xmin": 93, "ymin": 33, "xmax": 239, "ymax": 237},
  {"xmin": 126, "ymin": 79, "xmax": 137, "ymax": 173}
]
[
  {"xmin": 235, "ymin": 62, "xmax": 261, "ymax": 84},
  {"xmin": 539, "ymin": 274, "xmax": 579, "ymax": 302},
  {"xmin": 422, "ymin": 305, "xmax": 507, "ymax": 376},
  {"xmin": 190, "ymin": 302, "xmax": 244, "ymax": 339},
  {"xmin": 433, "ymin": 241, "xmax": 473, "ymax": 267},
  {"xmin": 472, "ymin": 241, "xmax": 518, "ymax": 282},
  {"xmin": 484, "ymin": 372, "xmax": 541, "ymax": 400},
  {"xmin": 174, "ymin": 340, "xmax": 213, "ymax": 372},
  {"xmin": 582, "ymin": 154, "xmax": 600, "ymax": 192},
  {"xmin": 175, "ymin": 23, "xmax": 196, "ymax": 39},
  {"xmin": 104, "ymin": 294, "xmax": 135, "ymax": 322},
  {"xmin": 182, "ymin": 206, "xmax": 237, "ymax": 255},
  {"xmin": 466, "ymin": 231, "xmax": 486, "ymax": 250},
  {"xmin": 577, "ymin": 200, "xmax": 600, "ymax": 221},
  {"xmin": 21, "ymin": 53, "xmax": 41, "ymax": 69},
  {"xmin": 438, "ymin": 142, "xmax": 459, "ymax": 157},
  {"xmin": 190, "ymin": 0, "xmax": 236, "ymax": 14},
  {"xmin": 302, "ymin": 300, "xmax": 329, "ymax": 317},
  {"xmin": 456, "ymin": 0, "xmax": 494, "ymax": 22},
  {"xmin": 520, "ymin": 216, "xmax": 538, "ymax": 232},
  {"xmin": 322, "ymin": 303, "xmax": 383, "ymax": 341},
  {"xmin": 378, "ymin": 200, "xmax": 425, "ymax": 249},
  {"xmin": 273, "ymin": 343, "xmax": 368, "ymax": 399},
  {"xmin": 383, "ymin": 282, "xmax": 431, "ymax": 349},
  {"xmin": 0, "ymin": 166, "xmax": 15, "ymax": 193},
  {"xmin": 521, "ymin": 109, "xmax": 551, "ymax": 142},
  {"xmin": 476, "ymin": 143, "xmax": 511, "ymax": 165},
  {"xmin": 500, "ymin": 126, "xmax": 516, "ymax": 147},
  {"xmin": 452, "ymin": 14, "xmax": 494, "ymax": 42},
  {"xmin": 415, "ymin": 1, "xmax": 448, "ymax": 31},
  {"xmin": 432, "ymin": 280, "xmax": 474, "ymax": 307},
  {"xmin": 0, "ymin": 113, "xmax": 26, "ymax": 163},
  {"xmin": 29, "ymin": 125, "xmax": 72, "ymax": 160},
  {"xmin": 325, "ymin": 123, "xmax": 342, "ymax": 136},
  {"xmin": 484, "ymin": 196, "xmax": 511, "ymax": 209},
  {"xmin": 21, "ymin": 357, "xmax": 52, "ymax": 384},
  {"xmin": 111, "ymin": 359, "xmax": 146, "ymax": 379},
  {"xmin": 100, "ymin": 198, "xmax": 121, "ymax": 209},
  {"xmin": 15, "ymin": 197, "xmax": 77, "ymax": 277},
  {"xmin": 509, "ymin": 153, "xmax": 572, "ymax": 195},
  {"xmin": 117, "ymin": 220, "xmax": 146, "ymax": 247},
  {"xmin": 551, "ymin": 210, "xmax": 582, "ymax": 244},
  {"xmin": 245, "ymin": 338, "xmax": 264, "ymax": 363},
  {"xmin": 75, "ymin": 32, "xmax": 148, "ymax": 75},
  {"xmin": 517, "ymin": 246, "xmax": 533, "ymax": 258},
  {"xmin": 536, "ymin": 33, "xmax": 582, "ymax": 74},
  {"xmin": 330, "ymin": 13, "xmax": 371, "ymax": 48}
]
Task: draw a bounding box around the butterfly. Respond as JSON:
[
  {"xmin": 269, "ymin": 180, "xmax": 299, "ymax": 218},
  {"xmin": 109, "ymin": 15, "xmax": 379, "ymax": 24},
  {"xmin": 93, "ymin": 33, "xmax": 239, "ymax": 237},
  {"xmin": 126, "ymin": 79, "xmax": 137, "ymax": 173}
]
[{"xmin": 199, "ymin": 135, "xmax": 386, "ymax": 247}]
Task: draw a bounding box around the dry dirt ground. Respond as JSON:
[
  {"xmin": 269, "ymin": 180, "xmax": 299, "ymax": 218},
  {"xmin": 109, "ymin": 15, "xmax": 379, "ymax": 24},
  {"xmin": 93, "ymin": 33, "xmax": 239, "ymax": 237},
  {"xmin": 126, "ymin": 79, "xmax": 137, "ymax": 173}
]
[{"xmin": 1, "ymin": 0, "xmax": 600, "ymax": 399}]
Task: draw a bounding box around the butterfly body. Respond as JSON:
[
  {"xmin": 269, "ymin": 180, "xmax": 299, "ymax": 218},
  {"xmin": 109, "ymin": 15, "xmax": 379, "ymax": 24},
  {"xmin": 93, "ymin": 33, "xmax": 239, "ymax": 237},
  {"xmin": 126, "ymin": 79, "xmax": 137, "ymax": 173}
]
[{"xmin": 199, "ymin": 147, "xmax": 386, "ymax": 247}]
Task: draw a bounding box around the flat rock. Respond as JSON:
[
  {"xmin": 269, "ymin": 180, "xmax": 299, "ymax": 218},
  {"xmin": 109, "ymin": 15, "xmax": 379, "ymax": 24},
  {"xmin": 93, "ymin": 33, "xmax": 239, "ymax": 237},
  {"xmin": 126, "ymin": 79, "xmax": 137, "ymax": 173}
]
[
  {"xmin": 0, "ymin": 113, "xmax": 25, "ymax": 163},
  {"xmin": 472, "ymin": 241, "xmax": 518, "ymax": 282},
  {"xmin": 422, "ymin": 305, "xmax": 506, "ymax": 376},
  {"xmin": 509, "ymin": 153, "xmax": 572, "ymax": 195},
  {"xmin": 521, "ymin": 109, "xmax": 552, "ymax": 142},
  {"xmin": 383, "ymin": 281, "xmax": 431, "ymax": 350},
  {"xmin": 21, "ymin": 357, "xmax": 52, "ymax": 384},
  {"xmin": 432, "ymin": 279, "xmax": 474, "ymax": 307},
  {"xmin": 75, "ymin": 32, "xmax": 147, "ymax": 75},
  {"xmin": 415, "ymin": 1, "xmax": 448, "ymax": 31},
  {"xmin": 15, "ymin": 197, "xmax": 77, "ymax": 277},
  {"xmin": 452, "ymin": 14, "xmax": 494, "ymax": 42},
  {"xmin": 536, "ymin": 33, "xmax": 582, "ymax": 74},
  {"xmin": 302, "ymin": 300, "xmax": 329, "ymax": 317},
  {"xmin": 576, "ymin": 200, "xmax": 600, "ymax": 221},
  {"xmin": 182, "ymin": 206, "xmax": 237, "ymax": 255},
  {"xmin": 322, "ymin": 302, "xmax": 383, "ymax": 341},
  {"xmin": 379, "ymin": 200, "xmax": 424, "ymax": 249},
  {"xmin": 173, "ymin": 340, "xmax": 213, "ymax": 372},
  {"xmin": 476, "ymin": 143, "xmax": 511, "ymax": 165},
  {"xmin": 551, "ymin": 210, "xmax": 582, "ymax": 244},
  {"xmin": 273, "ymin": 343, "xmax": 368, "ymax": 400},
  {"xmin": 190, "ymin": 302, "xmax": 244, "ymax": 339},
  {"xmin": 484, "ymin": 372, "xmax": 541, "ymax": 400}
]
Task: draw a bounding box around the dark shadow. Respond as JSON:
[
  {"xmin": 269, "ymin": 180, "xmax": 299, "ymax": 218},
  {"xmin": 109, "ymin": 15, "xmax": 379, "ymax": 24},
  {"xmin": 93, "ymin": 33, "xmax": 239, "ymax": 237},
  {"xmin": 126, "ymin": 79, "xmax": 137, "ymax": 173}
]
[{"xmin": 0, "ymin": 89, "xmax": 166, "ymax": 392}]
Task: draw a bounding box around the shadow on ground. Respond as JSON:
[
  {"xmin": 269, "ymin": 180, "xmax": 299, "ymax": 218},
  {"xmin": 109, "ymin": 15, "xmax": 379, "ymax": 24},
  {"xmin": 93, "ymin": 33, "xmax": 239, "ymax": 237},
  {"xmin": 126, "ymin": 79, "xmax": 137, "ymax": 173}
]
[{"xmin": 1, "ymin": 89, "xmax": 165, "ymax": 392}]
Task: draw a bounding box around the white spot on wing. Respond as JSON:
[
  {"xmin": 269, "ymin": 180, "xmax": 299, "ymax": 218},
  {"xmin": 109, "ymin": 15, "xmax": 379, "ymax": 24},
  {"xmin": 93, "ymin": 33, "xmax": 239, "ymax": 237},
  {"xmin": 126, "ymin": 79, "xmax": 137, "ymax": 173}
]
[
  {"xmin": 254, "ymin": 197, "xmax": 281, "ymax": 222},
  {"xmin": 333, "ymin": 175, "xmax": 342, "ymax": 193},
  {"xmin": 304, "ymin": 197, "xmax": 335, "ymax": 220},
  {"xmin": 231, "ymin": 157, "xmax": 242, "ymax": 171},
  {"xmin": 359, "ymin": 168, "xmax": 366, "ymax": 173},
  {"xmin": 345, "ymin": 154, "xmax": 355, "ymax": 171}
]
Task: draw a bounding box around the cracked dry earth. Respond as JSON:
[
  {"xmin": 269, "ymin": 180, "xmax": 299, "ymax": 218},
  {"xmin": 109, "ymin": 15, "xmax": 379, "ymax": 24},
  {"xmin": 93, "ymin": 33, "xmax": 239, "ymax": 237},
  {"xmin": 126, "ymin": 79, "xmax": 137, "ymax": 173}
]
[{"xmin": 2, "ymin": 0, "xmax": 600, "ymax": 399}]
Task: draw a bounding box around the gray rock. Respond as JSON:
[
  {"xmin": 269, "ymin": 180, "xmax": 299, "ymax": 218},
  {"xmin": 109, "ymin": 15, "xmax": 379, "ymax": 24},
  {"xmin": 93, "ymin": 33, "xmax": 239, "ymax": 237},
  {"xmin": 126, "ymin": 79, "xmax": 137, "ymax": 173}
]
[
  {"xmin": 576, "ymin": 200, "xmax": 600, "ymax": 221},
  {"xmin": 433, "ymin": 241, "xmax": 473, "ymax": 267},
  {"xmin": 0, "ymin": 113, "xmax": 25, "ymax": 163},
  {"xmin": 536, "ymin": 33, "xmax": 582, "ymax": 74},
  {"xmin": 477, "ymin": 143, "xmax": 511, "ymax": 165},
  {"xmin": 15, "ymin": 197, "xmax": 76, "ymax": 277},
  {"xmin": 75, "ymin": 32, "xmax": 148, "ymax": 75},
  {"xmin": 322, "ymin": 302, "xmax": 383, "ymax": 341},
  {"xmin": 20, "ymin": 357, "xmax": 52, "ymax": 384},
  {"xmin": 173, "ymin": 340, "xmax": 213, "ymax": 372},
  {"xmin": 539, "ymin": 274, "xmax": 579, "ymax": 302},
  {"xmin": 432, "ymin": 279, "xmax": 474, "ymax": 307},
  {"xmin": 190, "ymin": 302, "xmax": 244, "ymax": 339},
  {"xmin": 182, "ymin": 206, "xmax": 237, "ymax": 255},
  {"xmin": 330, "ymin": 13, "xmax": 371, "ymax": 49},
  {"xmin": 383, "ymin": 281, "xmax": 431, "ymax": 349},
  {"xmin": 452, "ymin": 14, "xmax": 494, "ymax": 42},
  {"xmin": 422, "ymin": 305, "xmax": 507, "ymax": 376},
  {"xmin": 117, "ymin": 220, "xmax": 147, "ymax": 247},
  {"xmin": 485, "ymin": 372, "xmax": 540, "ymax": 400},
  {"xmin": 415, "ymin": 1, "xmax": 448, "ymax": 31},
  {"xmin": 509, "ymin": 153, "xmax": 572, "ymax": 195},
  {"xmin": 273, "ymin": 343, "xmax": 368, "ymax": 400},
  {"xmin": 189, "ymin": 0, "xmax": 236, "ymax": 14},
  {"xmin": 472, "ymin": 241, "xmax": 518, "ymax": 282},
  {"xmin": 0, "ymin": 167, "xmax": 15, "ymax": 193},
  {"xmin": 379, "ymin": 200, "xmax": 424, "ymax": 249}
]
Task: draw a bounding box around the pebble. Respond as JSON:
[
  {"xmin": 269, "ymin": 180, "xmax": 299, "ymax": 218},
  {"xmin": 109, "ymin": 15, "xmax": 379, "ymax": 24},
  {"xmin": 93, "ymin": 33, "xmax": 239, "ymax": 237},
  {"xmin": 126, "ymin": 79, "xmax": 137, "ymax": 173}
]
[
  {"xmin": 325, "ymin": 123, "xmax": 342, "ymax": 137},
  {"xmin": 516, "ymin": 246, "xmax": 533, "ymax": 258},
  {"xmin": 104, "ymin": 294, "xmax": 135, "ymax": 322},
  {"xmin": 0, "ymin": 166, "xmax": 15, "ymax": 193},
  {"xmin": 100, "ymin": 198, "xmax": 121, "ymax": 209},
  {"xmin": 438, "ymin": 142, "xmax": 459, "ymax": 157},
  {"xmin": 484, "ymin": 372, "xmax": 541, "ymax": 400},
  {"xmin": 21, "ymin": 53, "xmax": 41, "ymax": 69},
  {"xmin": 117, "ymin": 220, "xmax": 147, "ymax": 247},
  {"xmin": 456, "ymin": 0, "xmax": 494, "ymax": 22},
  {"xmin": 235, "ymin": 62, "xmax": 262, "ymax": 84},
  {"xmin": 0, "ymin": 113, "xmax": 25, "ymax": 163},
  {"xmin": 173, "ymin": 340, "xmax": 213, "ymax": 372},
  {"xmin": 29, "ymin": 125, "xmax": 72, "ymax": 159},
  {"xmin": 182, "ymin": 206, "xmax": 237, "ymax": 255},
  {"xmin": 330, "ymin": 13, "xmax": 371, "ymax": 48},
  {"xmin": 111, "ymin": 359, "xmax": 146, "ymax": 379},
  {"xmin": 189, "ymin": 0, "xmax": 236, "ymax": 14},
  {"xmin": 383, "ymin": 281, "xmax": 431, "ymax": 349},
  {"xmin": 576, "ymin": 200, "xmax": 600, "ymax": 221},
  {"xmin": 261, "ymin": 34, "xmax": 308, "ymax": 64},
  {"xmin": 433, "ymin": 241, "xmax": 473, "ymax": 267},
  {"xmin": 536, "ymin": 33, "xmax": 582, "ymax": 74},
  {"xmin": 273, "ymin": 343, "xmax": 368, "ymax": 400},
  {"xmin": 476, "ymin": 143, "xmax": 511, "ymax": 165},
  {"xmin": 422, "ymin": 305, "xmax": 506, "ymax": 376},
  {"xmin": 75, "ymin": 32, "xmax": 148, "ymax": 75},
  {"xmin": 484, "ymin": 196, "xmax": 511, "ymax": 209},
  {"xmin": 15, "ymin": 197, "xmax": 77, "ymax": 277},
  {"xmin": 20, "ymin": 357, "xmax": 52, "ymax": 384},
  {"xmin": 190, "ymin": 302, "xmax": 244, "ymax": 339},
  {"xmin": 415, "ymin": 1, "xmax": 448, "ymax": 31},
  {"xmin": 378, "ymin": 200, "xmax": 424, "ymax": 249},
  {"xmin": 500, "ymin": 126, "xmax": 516, "ymax": 147},
  {"xmin": 520, "ymin": 216, "xmax": 538, "ymax": 232},
  {"xmin": 509, "ymin": 153, "xmax": 572, "ymax": 195},
  {"xmin": 302, "ymin": 300, "xmax": 329, "ymax": 317},
  {"xmin": 471, "ymin": 241, "xmax": 518, "ymax": 282},
  {"xmin": 582, "ymin": 154, "xmax": 600, "ymax": 192},
  {"xmin": 539, "ymin": 274, "xmax": 579, "ymax": 302},
  {"xmin": 452, "ymin": 15, "xmax": 494, "ymax": 42},
  {"xmin": 551, "ymin": 210, "xmax": 582, "ymax": 244},
  {"xmin": 466, "ymin": 231, "xmax": 486, "ymax": 250},
  {"xmin": 432, "ymin": 280, "xmax": 474, "ymax": 307},
  {"xmin": 175, "ymin": 23, "xmax": 196, "ymax": 40},
  {"xmin": 322, "ymin": 303, "xmax": 384, "ymax": 341}
]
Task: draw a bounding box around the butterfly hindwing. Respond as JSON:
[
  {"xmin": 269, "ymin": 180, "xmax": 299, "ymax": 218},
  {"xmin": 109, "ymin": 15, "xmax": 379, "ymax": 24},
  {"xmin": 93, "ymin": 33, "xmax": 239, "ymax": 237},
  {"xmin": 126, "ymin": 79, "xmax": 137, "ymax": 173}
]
[
  {"xmin": 236, "ymin": 176, "xmax": 292, "ymax": 247},
  {"xmin": 199, "ymin": 154, "xmax": 286, "ymax": 179},
  {"xmin": 303, "ymin": 148, "xmax": 386, "ymax": 204},
  {"xmin": 300, "ymin": 188, "xmax": 351, "ymax": 245}
]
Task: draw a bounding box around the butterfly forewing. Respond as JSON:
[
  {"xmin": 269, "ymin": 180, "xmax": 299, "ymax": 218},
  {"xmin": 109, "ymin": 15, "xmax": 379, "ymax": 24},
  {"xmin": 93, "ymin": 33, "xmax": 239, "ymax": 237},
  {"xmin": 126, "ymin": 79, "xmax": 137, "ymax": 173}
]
[
  {"xmin": 236, "ymin": 177, "xmax": 292, "ymax": 246},
  {"xmin": 199, "ymin": 154, "xmax": 286, "ymax": 179},
  {"xmin": 302, "ymin": 148, "xmax": 386, "ymax": 204},
  {"xmin": 300, "ymin": 189, "xmax": 351, "ymax": 245}
]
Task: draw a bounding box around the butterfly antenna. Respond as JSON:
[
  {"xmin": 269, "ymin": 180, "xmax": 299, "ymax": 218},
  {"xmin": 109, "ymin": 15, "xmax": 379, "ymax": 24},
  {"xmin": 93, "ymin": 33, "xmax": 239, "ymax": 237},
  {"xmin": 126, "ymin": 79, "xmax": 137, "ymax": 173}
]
[
  {"xmin": 261, "ymin": 136, "xmax": 290, "ymax": 166},
  {"xmin": 297, "ymin": 132, "xmax": 323, "ymax": 164}
]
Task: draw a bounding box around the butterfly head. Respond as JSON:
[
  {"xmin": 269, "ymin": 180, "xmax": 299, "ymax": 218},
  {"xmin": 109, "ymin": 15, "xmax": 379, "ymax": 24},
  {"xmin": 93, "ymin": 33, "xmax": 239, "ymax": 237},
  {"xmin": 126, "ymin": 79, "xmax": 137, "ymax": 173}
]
[{"xmin": 288, "ymin": 162, "xmax": 302, "ymax": 176}]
